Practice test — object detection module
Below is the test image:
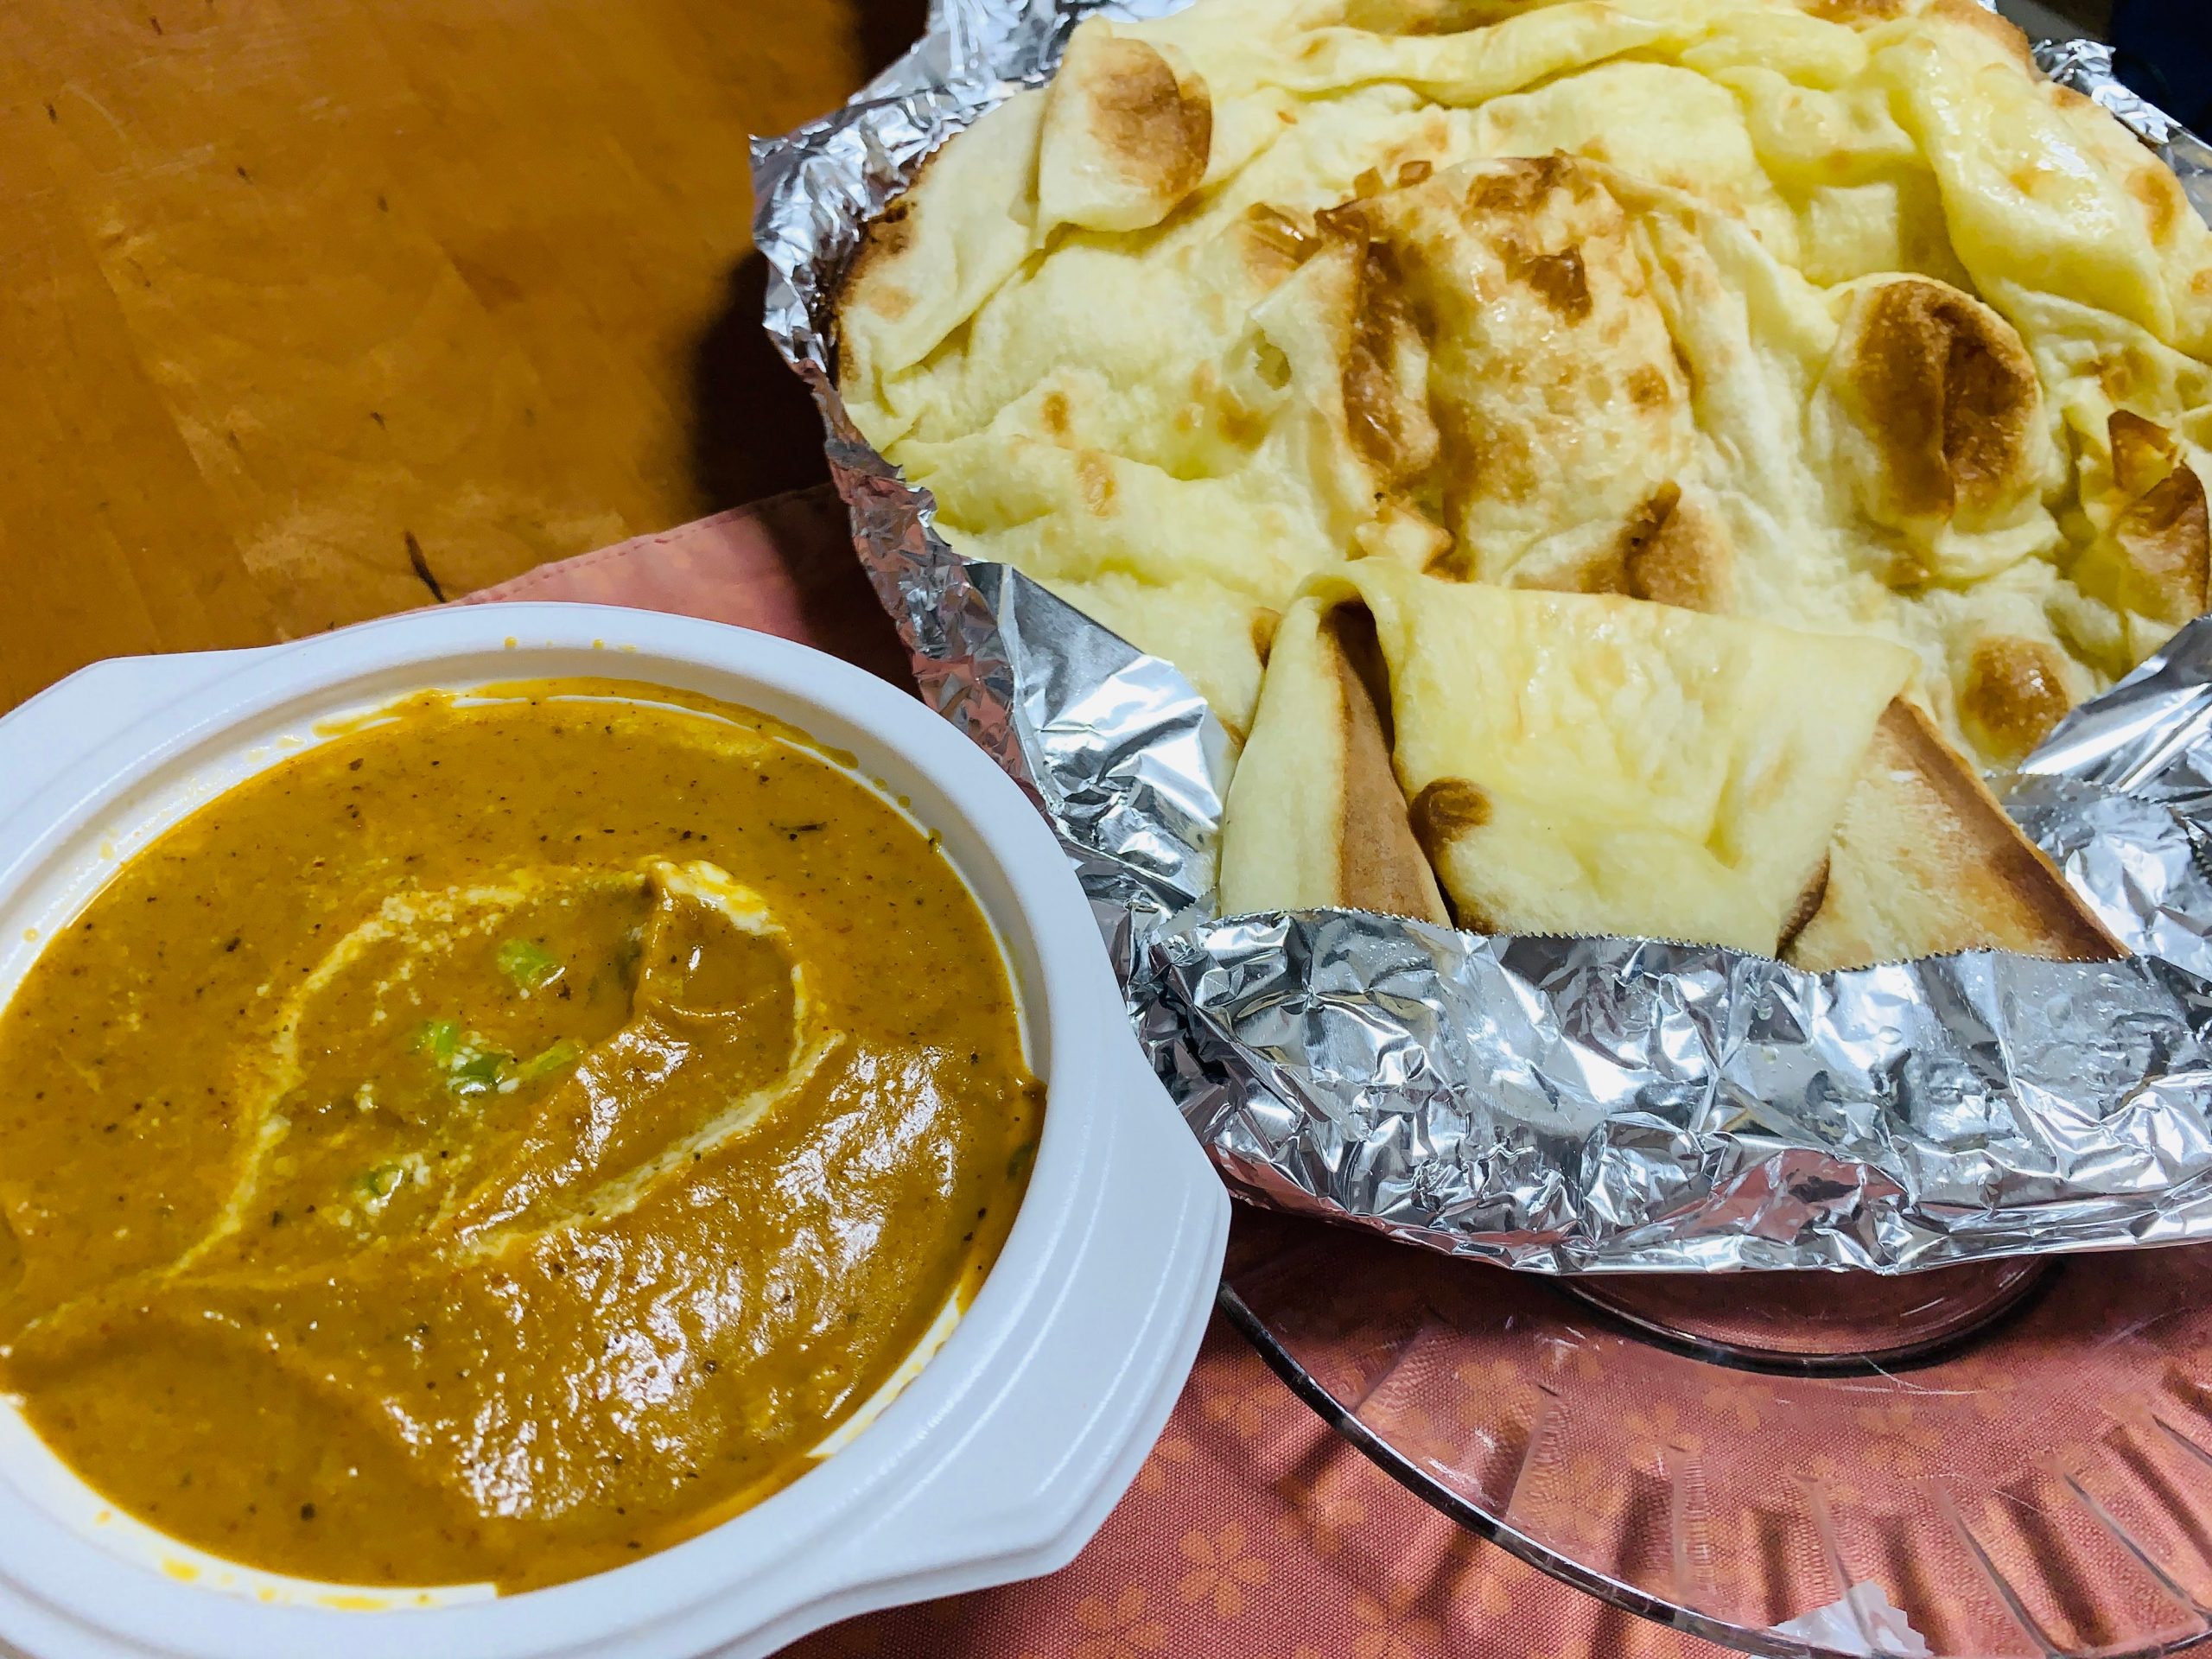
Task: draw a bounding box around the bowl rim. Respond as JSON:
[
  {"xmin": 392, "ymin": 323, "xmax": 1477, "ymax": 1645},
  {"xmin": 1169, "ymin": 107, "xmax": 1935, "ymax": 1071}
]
[{"xmin": 0, "ymin": 603, "xmax": 1223, "ymax": 1659}]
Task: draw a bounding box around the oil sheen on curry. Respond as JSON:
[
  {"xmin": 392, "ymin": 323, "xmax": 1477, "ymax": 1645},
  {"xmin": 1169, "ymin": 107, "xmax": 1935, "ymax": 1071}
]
[{"xmin": 0, "ymin": 680, "xmax": 1039, "ymax": 1590}]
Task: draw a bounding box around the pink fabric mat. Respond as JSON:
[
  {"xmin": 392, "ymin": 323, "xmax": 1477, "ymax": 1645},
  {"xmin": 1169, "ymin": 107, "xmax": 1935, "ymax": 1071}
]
[{"xmin": 467, "ymin": 491, "xmax": 1730, "ymax": 1659}]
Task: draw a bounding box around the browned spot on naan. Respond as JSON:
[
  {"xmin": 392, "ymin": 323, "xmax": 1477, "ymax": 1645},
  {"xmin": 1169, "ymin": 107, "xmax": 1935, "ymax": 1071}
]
[
  {"xmin": 1960, "ymin": 637, "xmax": 2072, "ymax": 766},
  {"xmin": 2113, "ymin": 465, "xmax": 2211, "ymax": 626},
  {"xmin": 1250, "ymin": 607, "xmax": 1282, "ymax": 665},
  {"xmin": 1075, "ymin": 451, "xmax": 1119, "ymax": 515},
  {"xmin": 1408, "ymin": 777, "xmax": 1491, "ymax": 866},
  {"xmin": 1835, "ymin": 277, "xmax": 2041, "ymax": 523},
  {"xmin": 2110, "ymin": 410, "xmax": 2178, "ymax": 499}
]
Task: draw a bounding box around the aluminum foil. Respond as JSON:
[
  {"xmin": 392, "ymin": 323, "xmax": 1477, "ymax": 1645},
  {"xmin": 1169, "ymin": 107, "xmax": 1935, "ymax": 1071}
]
[{"xmin": 753, "ymin": 2, "xmax": 2212, "ymax": 1272}]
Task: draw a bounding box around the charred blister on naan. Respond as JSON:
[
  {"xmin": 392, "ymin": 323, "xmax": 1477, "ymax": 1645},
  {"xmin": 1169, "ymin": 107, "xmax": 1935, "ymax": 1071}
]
[
  {"xmin": 1354, "ymin": 156, "xmax": 1708, "ymax": 595},
  {"xmin": 1037, "ymin": 28, "xmax": 1212, "ymax": 234},
  {"xmin": 1958, "ymin": 635, "xmax": 2075, "ymax": 766},
  {"xmin": 1821, "ymin": 276, "xmax": 2046, "ymax": 538},
  {"xmin": 2072, "ymin": 410, "xmax": 2212, "ymax": 633}
]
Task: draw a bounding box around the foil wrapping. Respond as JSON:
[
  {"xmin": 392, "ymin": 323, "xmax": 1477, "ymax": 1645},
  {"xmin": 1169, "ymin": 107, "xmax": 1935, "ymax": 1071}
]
[{"xmin": 753, "ymin": 2, "xmax": 2212, "ymax": 1272}]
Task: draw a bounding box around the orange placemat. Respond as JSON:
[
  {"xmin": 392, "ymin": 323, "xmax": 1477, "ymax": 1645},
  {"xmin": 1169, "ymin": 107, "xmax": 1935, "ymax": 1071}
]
[{"xmin": 467, "ymin": 490, "xmax": 1730, "ymax": 1659}]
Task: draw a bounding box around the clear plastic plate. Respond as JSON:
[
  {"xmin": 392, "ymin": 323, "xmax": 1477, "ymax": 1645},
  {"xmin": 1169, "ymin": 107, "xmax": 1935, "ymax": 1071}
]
[{"xmin": 1224, "ymin": 1213, "xmax": 2212, "ymax": 1657}]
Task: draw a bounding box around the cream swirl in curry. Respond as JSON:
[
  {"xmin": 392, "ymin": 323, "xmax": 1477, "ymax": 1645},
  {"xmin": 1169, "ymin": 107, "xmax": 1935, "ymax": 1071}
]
[{"xmin": 0, "ymin": 680, "xmax": 1039, "ymax": 1590}]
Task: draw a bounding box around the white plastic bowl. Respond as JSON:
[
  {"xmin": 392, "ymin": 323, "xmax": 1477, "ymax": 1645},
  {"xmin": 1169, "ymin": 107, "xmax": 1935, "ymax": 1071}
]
[{"xmin": 0, "ymin": 604, "xmax": 1229, "ymax": 1659}]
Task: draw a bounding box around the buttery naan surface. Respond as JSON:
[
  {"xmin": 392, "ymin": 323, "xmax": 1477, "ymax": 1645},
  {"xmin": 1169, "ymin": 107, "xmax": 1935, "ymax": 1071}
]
[
  {"xmin": 838, "ymin": 0, "xmax": 2212, "ymax": 767},
  {"xmin": 1222, "ymin": 567, "xmax": 1916, "ymax": 950},
  {"xmin": 1218, "ymin": 569, "xmax": 2121, "ymax": 961}
]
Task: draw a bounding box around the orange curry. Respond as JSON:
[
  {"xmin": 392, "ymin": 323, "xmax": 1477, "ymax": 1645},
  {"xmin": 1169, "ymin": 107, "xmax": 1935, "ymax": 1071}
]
[{"xmin": 0, "ymin": 680, "xmax": 1038, "ymax": 1589}]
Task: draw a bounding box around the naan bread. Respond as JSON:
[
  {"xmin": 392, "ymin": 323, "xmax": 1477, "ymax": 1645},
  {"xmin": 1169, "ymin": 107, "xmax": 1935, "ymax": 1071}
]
[
  {"xmin": 838, "ymin": 0, "xmax": 2212, "ymax": 763},
  {"xmin": 1220, "ymin": 571, "xmax": 2120, "ymax": 964},
  {"xmin": 1224, "ymin": 567, "xmax": 1914, "ymax": 951},
  {"xmin": 1786, "ymin": 698, "xmax": 2121, "ymax": 969},
  {"xmin": 1215, "ymin": 594, "xmax": 1452, "ymax": 925},
  {"xmin": 838, "ymin": 0, "xmax": 2208, "ymax": 962}
]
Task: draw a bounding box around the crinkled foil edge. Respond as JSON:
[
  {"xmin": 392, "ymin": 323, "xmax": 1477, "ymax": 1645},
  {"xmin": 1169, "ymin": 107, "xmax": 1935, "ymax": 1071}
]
[{"xmin": 753, "ymin": 2, "xmax": 2212, "ymax": 1272}]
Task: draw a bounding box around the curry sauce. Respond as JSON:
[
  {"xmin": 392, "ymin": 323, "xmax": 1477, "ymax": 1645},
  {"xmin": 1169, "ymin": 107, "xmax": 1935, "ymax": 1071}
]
[{"xmin": 0, "ymin": 680, "xmax": 1039, "ymax": 1590}]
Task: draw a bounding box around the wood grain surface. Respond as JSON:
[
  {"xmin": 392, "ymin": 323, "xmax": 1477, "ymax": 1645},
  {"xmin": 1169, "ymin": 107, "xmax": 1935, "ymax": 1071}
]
[{"xmin": 0, "ymin": 0, "xmax": 911, "ymax": 712}]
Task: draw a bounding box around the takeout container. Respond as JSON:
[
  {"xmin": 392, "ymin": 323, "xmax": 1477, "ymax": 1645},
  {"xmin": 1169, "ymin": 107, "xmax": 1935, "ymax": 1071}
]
[{"xmin": 0, "ymin": 603, "xmax": 1229, "ymax": 1659}]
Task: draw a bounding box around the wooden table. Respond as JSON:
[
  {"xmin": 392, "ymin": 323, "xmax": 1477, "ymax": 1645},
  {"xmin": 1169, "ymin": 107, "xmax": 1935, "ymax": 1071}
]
[{"xmin": 0, "ymin": 0, "xmax": 901, "ymax": 714}]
